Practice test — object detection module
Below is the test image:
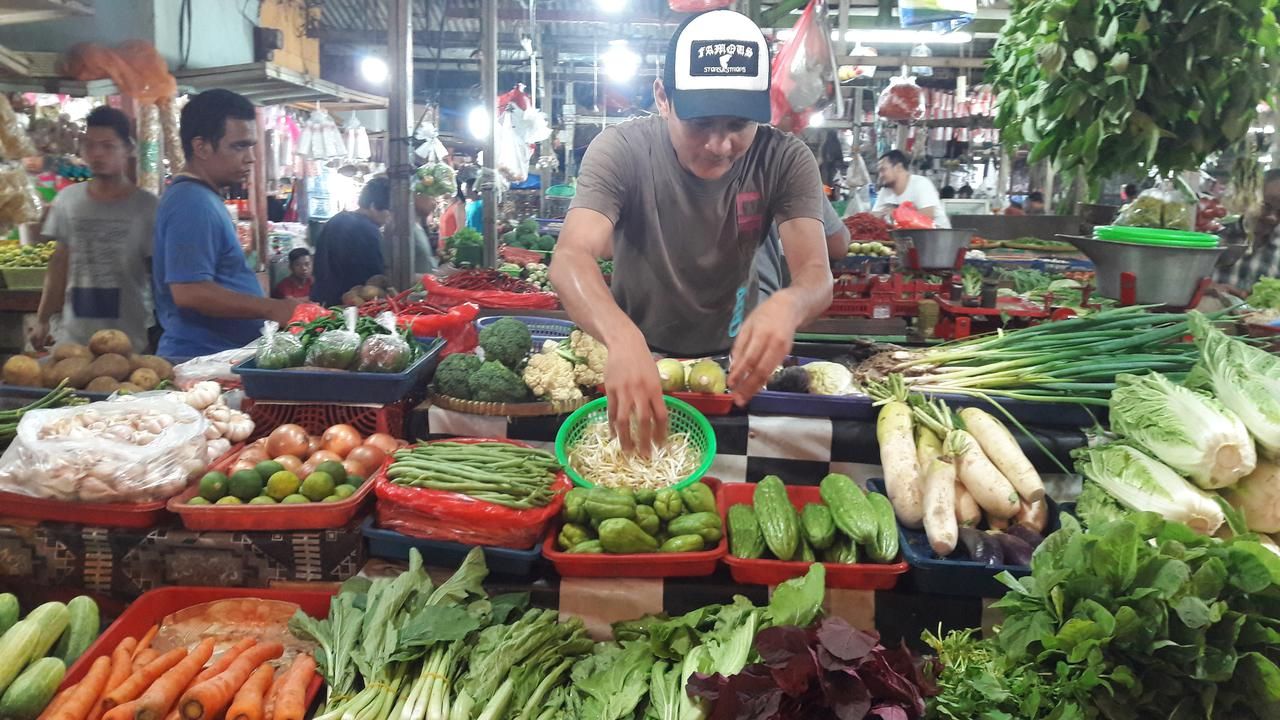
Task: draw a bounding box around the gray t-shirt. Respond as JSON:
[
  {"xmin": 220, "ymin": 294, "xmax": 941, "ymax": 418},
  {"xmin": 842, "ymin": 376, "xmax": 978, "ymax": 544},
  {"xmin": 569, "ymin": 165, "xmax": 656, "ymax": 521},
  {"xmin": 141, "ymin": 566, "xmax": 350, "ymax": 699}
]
[
  {"xmin": 42, "ymin": 183, "xmax": 157, "ymax": 351},
  {"xmin": 571, "ymin": 115, "xmax": 823, "ymax": 355},
  {"xmin": 756, "ymin": 196, "xmax": 843, "ymax": 299}
]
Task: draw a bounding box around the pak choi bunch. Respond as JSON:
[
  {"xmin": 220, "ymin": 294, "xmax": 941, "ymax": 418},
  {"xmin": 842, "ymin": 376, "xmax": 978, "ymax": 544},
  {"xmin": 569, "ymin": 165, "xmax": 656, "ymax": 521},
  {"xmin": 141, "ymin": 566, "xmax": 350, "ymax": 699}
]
[
  {"xmin": 1188, "ymin": 311, "xmax": 1280, "ymax": 458},
  {"xmin": 1074, "ymin": 443, "xmax": 1225, "ymax": 535}
]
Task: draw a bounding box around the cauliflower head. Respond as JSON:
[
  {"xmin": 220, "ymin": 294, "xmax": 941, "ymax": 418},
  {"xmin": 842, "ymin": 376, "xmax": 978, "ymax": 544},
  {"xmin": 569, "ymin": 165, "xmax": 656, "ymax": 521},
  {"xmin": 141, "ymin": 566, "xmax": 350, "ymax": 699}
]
[
  {"xmin": 568, "ymin": 329, "xmax": 607, "ymax": 387},
  {"xmin": 523, "ymin": 351, "xmax": 583, "ymax": 402},
  {"xmin": 803, "ymin": 361, "xmax": 856, "ymax": 396}
]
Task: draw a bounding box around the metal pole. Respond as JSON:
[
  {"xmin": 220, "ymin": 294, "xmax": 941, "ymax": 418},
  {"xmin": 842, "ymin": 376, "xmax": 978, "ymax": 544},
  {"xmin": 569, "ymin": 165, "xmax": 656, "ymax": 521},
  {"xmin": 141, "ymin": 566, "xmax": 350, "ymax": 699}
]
[
  {"xmin": 482, "ymin": 0, "xmax": 499, "ymax": 268},
  {"xmin": 388, "ymin": 0, "xmax": 414, "ymax": 290}
]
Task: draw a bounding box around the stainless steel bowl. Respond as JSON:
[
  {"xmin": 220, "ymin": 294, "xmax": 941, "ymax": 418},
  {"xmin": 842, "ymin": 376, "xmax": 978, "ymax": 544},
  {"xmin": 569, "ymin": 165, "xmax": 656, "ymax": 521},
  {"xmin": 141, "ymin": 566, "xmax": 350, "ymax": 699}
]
[
  {"xmin": 892, "ymin": 229, "xmax": 975, "ymax": 270},
  {"xmin": 1061, "ymin": 235, "xmax": 1224, "ymax": 307}
]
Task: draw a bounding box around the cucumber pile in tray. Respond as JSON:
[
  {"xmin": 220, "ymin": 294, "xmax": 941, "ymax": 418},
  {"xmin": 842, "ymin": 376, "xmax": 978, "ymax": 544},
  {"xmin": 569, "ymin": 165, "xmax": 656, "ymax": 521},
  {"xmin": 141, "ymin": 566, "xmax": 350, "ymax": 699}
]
[{"xmin": 0, "ymin": 594, "xmax": 100, "ymax": 720}]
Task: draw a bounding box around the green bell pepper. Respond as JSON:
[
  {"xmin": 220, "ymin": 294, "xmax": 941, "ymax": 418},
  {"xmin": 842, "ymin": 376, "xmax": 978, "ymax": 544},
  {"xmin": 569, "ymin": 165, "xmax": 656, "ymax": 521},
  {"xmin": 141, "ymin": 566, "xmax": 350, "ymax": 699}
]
[
  {"xmin": 563, "ymin": 488, "xmax": 588, "ymax": 524},
  {"xmin": 634, "ymin": 505, "xmax": 661, "ymax": 536},
  {"xmin": 557, "ymin": 523, "xmax": 594, "ymax": 551},
  {"xmin": 634, "ymin": 488, "xmax": 657, "ymax": 506},
  {"xmin": 584, "ymin": 487, "xmax": 637, "ymax": 523},
  {"xmin": 679, "ymin": 482, "xmax": 717, "ymax": 514},
  {"xmin": 598, "ymin": 518, "xmax": 660, "ymax": 554},
  {"xmin": 659, "ymin": 534, "xmax": 705, "ymax": 553},
  {"xmin": 653, "ymin": 488, "xmax": 684, "ymax": 521},
  {"xmin": 666, "ymin": 512, "xmax": 723, "ymax": 544},
  {"xmin": 569, "ymin": 540, "xmax": 604, "ymax": 554}
]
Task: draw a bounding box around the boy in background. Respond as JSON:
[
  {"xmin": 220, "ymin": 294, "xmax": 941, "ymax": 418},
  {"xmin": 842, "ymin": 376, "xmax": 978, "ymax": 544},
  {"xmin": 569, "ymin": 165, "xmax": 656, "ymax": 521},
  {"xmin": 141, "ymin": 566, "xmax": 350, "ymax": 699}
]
[{"xmin": 272, "ymin": 248, "xmax": 313, "ymax": 300}]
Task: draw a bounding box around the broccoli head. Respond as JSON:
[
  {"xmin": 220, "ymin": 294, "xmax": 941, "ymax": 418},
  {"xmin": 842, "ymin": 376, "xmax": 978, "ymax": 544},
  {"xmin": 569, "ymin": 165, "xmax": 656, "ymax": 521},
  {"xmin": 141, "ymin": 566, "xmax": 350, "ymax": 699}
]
[
  {"xmin": 471, "ymin": 361, "xmax": 530, "ymax": 403},
  {"xmin": 479, "ymin": 317, "xmax": 532, "ymax": 368},
  {"xmin": 517, "ymin": 219, "xmax": 539, "ymax": 235},
  {"xmin": 434, "ymin": 353, "xmax": 483, "ymax": 399},
  {"xmin": 534, "ymin": 234, "xmax": 556, "ymax": 252}
]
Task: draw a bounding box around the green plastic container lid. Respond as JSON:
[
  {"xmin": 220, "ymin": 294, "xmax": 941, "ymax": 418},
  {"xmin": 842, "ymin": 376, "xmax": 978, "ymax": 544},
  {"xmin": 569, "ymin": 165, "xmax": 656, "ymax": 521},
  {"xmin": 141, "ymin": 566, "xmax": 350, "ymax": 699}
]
[{"xmin": 1094, "ymin": 225, "xmax": 1219, "ymax": 247}]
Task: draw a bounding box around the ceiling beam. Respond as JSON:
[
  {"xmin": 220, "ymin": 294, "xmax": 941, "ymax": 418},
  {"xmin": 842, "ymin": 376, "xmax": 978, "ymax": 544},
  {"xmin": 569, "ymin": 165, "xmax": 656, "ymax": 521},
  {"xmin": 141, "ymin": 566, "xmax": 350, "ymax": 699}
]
[{"xmin": 841, "ymin": 55, "xmax": 989, "ymax": 68}]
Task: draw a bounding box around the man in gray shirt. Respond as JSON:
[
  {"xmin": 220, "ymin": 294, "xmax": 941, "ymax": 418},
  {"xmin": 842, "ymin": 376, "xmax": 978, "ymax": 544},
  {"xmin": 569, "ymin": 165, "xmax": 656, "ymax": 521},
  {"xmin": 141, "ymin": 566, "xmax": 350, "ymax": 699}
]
[
  {"xmin": 32, "ymin": 106, "xmax": 157, "ymax": 353},
  {"xmin": 549, "ymin": 10, "xmax": 834, "ymax": 452}
]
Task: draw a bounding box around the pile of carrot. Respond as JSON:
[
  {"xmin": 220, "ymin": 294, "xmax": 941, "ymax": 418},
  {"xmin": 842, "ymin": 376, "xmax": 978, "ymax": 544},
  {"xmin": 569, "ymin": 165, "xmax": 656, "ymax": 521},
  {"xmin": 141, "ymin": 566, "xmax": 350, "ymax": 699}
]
[{"xmin": 37, "ymin": 627, "xmax": 316, "ymax": 720}]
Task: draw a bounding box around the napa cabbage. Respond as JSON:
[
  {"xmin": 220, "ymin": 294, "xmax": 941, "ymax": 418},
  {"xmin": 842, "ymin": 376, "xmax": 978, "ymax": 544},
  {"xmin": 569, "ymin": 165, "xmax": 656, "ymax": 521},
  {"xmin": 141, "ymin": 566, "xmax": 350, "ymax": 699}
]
[
  {"xmin": 1188, "ymin": 311, "xmax": 1280, "ymax": 458},
  {"xmin": 1074, "ymin": 443, "xmax": 1225, "ymax": 536}
]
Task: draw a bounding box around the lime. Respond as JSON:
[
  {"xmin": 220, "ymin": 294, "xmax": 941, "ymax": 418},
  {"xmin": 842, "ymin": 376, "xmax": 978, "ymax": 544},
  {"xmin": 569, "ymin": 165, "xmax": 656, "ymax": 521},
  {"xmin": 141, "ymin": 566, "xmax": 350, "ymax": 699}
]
[
  {"xmin": 229, "ymin": 470, "xmax": 265, "ymax": 501},
  {"xmin": 198, "ymin": 472, "xmax": 229, "ymax": 501},
  {"xmin": 248, "ymin": 496, "xmax": 278, "ymax": 505},
  {"xmin": 266, "ymin": 470, "xmax": 301, "ymax": 501},
  {"xmin": 315, "ymin": 460, "xmax": 347, "ymax": 485},
  {"xmin": 215, "ymin": 495, "xmax": 243, "ymax": 505},
  {"xmin": 345, "ymin": 474, "xmax": 366, "ymax": 488},
  {"xmin": 300, "ymin": 471, "xmax": 336, "ymax": 502},
  {"xmin": 187, "ymin": 496, "xmax": 211, "ymax": 505},
  {"xmin": 321, "ymin": 495, "xmax": 343, "ymax": 503},
  {"xmin": 332, "ymin": 484, "xmax": 356, "ymax": 500},
  {"xmin": 254, "ymin": 460, "xmax": 285, "ymax": 480},
  {"xmin": 282, "ymin": 493, "xmax": 310, "ymax": 504}
]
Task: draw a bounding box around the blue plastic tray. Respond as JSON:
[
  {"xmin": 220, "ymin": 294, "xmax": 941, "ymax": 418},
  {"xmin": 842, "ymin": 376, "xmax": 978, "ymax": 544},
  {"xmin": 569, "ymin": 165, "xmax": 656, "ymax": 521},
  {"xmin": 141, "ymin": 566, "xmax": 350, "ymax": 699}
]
[
  {"xmin": 476, "ymin": 315, "xmax": 575, "ymax": 346},
  {"xmin": 233, "ymin": 336, "xmax": 445, "ymax": 404},
  {"xmin": 361, "ymin": 517, "xmax": 543, "ymax": 577},
  {"xmin": 867, "ymin": 478, "xmax": 1065, "ymax": 598}
]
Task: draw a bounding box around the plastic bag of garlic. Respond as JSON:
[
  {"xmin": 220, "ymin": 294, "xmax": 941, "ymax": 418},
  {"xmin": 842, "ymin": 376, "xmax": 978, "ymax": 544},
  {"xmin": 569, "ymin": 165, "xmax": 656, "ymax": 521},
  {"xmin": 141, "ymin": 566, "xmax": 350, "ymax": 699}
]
[{"xmin": 0, "ymin": 398, "xmax": 208, "ymax": 503}]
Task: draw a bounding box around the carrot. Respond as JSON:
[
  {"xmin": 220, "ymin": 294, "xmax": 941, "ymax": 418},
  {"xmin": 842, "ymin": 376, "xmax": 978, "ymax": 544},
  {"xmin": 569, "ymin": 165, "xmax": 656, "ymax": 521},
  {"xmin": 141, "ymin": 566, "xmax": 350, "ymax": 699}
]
[
  {"xmin": 90, "ymin": 639, "xmax": 140, "ymax": 720},
  {"xmin": 46, "ymin": 656, "xmax": 112, "ymax": 720},
  {"xmin": 269, "ymin": 655, "xmax": 315, "ymax": 720},
  {"xmin": 225, "ymin": 664, "xmax": 275, "ymax": 720},
  {"xmin": 102, "ymin": 648, "xmax": 188, "ymax": 711},
  {"xmin": 132, "ymin": 650, "xmax": 160, "ymax": 673},
  {"xmin": 192, "ymin": 640, "xmax": 256, "ymax": 686},
  {"xmin": 133, "ymin": 626, "xmax": 160, "ymax": 659},
  {"xmin": 38, "ymin": 684, "xmax": 78, "ymax": 720},
  {"xmin": 134, "ymin": 639, "xmax": 216, "ymax": 720},
  {"xmin": 179, "ymin": 643, "xmax": 283, "ymax": 720},
  {"xmin": 102, "ymin": 701, "xmax": 139, "ymax": 720},
  {"xmin": 260, "ymin": 671, "xmax": 284, "ymax": 720}
]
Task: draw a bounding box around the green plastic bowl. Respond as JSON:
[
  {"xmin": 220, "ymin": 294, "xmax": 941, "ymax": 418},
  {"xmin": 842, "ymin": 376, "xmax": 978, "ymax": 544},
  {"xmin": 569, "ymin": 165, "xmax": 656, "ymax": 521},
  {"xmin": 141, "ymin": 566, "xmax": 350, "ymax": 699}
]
[
  {"xmin": 1094, "ymin": 225, "xmax": 1219, "ymax": 247},
  {"xmin": 555, "ymin": 395, "xmax": 717, "ymax": 490}
]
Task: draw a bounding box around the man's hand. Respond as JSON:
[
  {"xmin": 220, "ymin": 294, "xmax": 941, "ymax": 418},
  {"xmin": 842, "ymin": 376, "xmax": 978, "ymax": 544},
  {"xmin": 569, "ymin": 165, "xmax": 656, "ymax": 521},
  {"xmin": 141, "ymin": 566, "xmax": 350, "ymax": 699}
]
[
  {"xmin": 1210, "ymin": 282, "xmax": 1247, "ymax": 300},
  {"xmin": 604, "ymin": 329, "xmax": 667, "ymax": 457},
  {"xmin": 27, "ymin": 319, "xmax": 51, "ymax": 352},
  {"xmin": 268, "ymin": 297, "xmax": 304, "ymax": 326},
  {"xmin": 728, "ymin": 293, "xmax": 802, "ymax": 407}
]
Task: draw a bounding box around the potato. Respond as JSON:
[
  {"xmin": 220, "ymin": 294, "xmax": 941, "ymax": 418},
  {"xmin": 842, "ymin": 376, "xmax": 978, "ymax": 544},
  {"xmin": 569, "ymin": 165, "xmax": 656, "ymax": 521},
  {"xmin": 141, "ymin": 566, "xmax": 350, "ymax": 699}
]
[
  {"xmin": 88, "ymin": 329, "xmax": 132, "ymax": 356},
  {"xmin": 117, "ymin": 382, "xmax": 142, "ymax": 394},
  {"xmin": 51, "ymin": 343, "xmax": 92, "ymax": 362},
  {"xmin": 133, "ymin": 355, "xmax": 174, "ymax": 381},
  {"xmin": 40, "ymin": 363, "xmax": 62, "ymax": 388},
  {"xmin": 89, "ymin": 353, "xmax": 132, "ymax": 381},
  {"xmin": 358, "ymin": 285, "xmax": 383, "ymax": 301},
  {"xmin": 52, "ymin": 357, "xmax": 94, "ymax": 388},
  {"xmin": 2, "ymin": 355, "xmax": 42, "ymax": 386},
  {"xmin": 367, "ymin": 274, "xmax": 392, "ymax": 289},
  {"xmin": 85, "ymin": 376, "xmax": 120, "ymax": 393},
  {"xmin": 341, "ymin": 291, "xmax": 362, "ymax": 306},
  {"xmin": 129, "ymin": 367, "xmax": 160, "ymax": 391}
]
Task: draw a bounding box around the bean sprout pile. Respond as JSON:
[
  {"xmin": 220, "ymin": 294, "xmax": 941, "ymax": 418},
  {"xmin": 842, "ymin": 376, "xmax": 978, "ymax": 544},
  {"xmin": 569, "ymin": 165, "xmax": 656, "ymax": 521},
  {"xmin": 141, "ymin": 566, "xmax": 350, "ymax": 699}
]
[{"xmin": 567, "ymin": 420, "xmax": 699, "ymax": 489}]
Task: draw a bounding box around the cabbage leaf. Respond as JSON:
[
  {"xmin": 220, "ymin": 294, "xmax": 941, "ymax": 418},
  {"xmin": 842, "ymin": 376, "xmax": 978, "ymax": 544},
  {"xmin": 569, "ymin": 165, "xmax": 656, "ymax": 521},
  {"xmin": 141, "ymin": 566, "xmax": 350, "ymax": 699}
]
[
  {"xmin": 1074, "ymin": 443, "xmax": 1225, "ymax": 536},
  {"xmin": 1189, "ymin": 311, "xmax": 1280, "ymax": 458}
]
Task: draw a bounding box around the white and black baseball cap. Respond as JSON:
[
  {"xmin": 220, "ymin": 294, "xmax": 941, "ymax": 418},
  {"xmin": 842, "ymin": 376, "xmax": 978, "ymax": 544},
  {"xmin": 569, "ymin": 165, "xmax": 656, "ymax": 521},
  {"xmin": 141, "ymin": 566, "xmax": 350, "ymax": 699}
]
[{"xmin": 663, "ymin": 9, "xmax": 771, "ymax": 123}]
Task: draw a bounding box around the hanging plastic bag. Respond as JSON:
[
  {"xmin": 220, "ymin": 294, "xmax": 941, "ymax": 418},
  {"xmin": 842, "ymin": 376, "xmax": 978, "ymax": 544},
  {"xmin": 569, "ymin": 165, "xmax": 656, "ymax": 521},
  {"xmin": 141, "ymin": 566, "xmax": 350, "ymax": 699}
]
[
  {"xmin": 0, "ymin": 95, "xmax": 36, "ymax": 160},
  {"xmin": 414, "ymin": 162, "xmax": 457, "ymax": 198},
  {"xmin": 414, "ymin": 121, "xmax": 449, "ymax": 161},
  {"xmin": 877, "ymin": 75, "xmax": 926, "ymax": 123},
  {"xmin": 893, "ymin": 201, "xmax": 936, "ymax": 230},
  {"xmin": 899, "ymin": 0, "xmax": 976, "ymax": 33},
  {"xmin": 770, "ymin": 0, "xmax": 841, "ymax": 131},
  {"xmin": 306, "ymin": 307, "xmax": 362, "ymax": 369},
  {"xmin": 495, "ymin": 114, "xmax": 531, "ymax": 183},
  {"xmin": 1115, "ymin": 181, "xmax": 1196, "ymax": 231},
  {"xmin": 357, "ymin": 312, "xmax": 413, "ymax": 373},
  {"xmin": 0, "ymin": 164, "xmax": 43, "ymax": 230},
  {"xmin": 255, "ymin": 320, "xmax": 305, "ymax": 370}
]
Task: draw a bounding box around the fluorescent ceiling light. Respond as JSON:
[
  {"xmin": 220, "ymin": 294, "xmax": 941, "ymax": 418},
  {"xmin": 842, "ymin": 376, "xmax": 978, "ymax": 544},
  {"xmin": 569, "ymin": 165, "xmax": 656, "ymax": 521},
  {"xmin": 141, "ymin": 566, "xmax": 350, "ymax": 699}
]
[
  {"xmin": 601, "ymin": 40, "xmax": 640, "ymax": 83},
  {"xmin": 809, "ymin": 112, "xmax": 826, "ymax": 127},
  {"xmin": 467, "ymin": 107, "xmax": 489, "ymax": 140},
  {"xmin": 360, "ymin": 56, "xmax": 388, "ymax": 84},
  {"xmin": 596, "ymin": 0, "xmax": 626, "ymax": 13}
]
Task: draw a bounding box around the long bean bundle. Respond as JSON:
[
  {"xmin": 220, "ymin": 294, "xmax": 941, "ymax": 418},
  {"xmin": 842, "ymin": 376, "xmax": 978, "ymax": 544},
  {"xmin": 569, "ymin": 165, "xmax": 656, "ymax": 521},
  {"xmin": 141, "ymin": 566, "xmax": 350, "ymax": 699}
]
[
  {"xmin": 387, "ymin": 441, "xmax": 560, "ymax": 509},
  {"xmin": 0, "ymin": 381, "xmax": 82, "ymax": 445},
  {"xmin": 889, "ymin": 307, "xmax": 1208, "ymax": 405}
]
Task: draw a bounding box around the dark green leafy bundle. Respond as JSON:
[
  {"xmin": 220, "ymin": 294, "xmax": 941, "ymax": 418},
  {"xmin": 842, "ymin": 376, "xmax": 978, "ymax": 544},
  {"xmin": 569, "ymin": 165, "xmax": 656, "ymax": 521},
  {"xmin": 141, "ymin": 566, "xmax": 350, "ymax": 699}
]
[
  {"xmin": 989, "ymin": 0, "xmax": 1280, "ymax": 188},
  {"xmin": 970, "ymin": 513, "xmax": 1280, "ymax": 718}
]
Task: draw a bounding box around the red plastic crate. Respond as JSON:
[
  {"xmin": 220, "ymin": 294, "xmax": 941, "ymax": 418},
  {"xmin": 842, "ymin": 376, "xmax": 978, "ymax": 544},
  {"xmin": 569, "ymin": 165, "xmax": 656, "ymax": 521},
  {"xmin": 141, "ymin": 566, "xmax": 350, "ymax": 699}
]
[
  {"xmin": 168, "ymin": 454, "xmax": 387, "ymax": 531},
  {"xmin": 63, "ymin": 586, "xmax": 329, "ymax": 705},
  {"xmin": 668, "ymin": 391, "xmax": 736, "ymax": 416},
  {"xmin": 243, "ymin": 399, "xmax": 407, "ymax": 439},
  {"xmin": 543, "ymin": 478, "xmax": 726, "ymax": 578},
  {"xmin": 717, "ymin": 482, "xmax": 909, "ymax": 590}
]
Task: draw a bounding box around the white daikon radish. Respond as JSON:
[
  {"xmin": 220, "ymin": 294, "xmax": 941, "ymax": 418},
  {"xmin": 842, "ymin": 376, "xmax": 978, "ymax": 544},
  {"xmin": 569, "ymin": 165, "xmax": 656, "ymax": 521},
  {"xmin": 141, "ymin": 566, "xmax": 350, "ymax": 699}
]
[
  {"xmin": 951, "ymin": 430, "xmax": 1020, "ymax": 519},
  {"xmin": 958, "ymin": 407, "xmax": 1045, "ymax": 502},
  {"xmin": 916, "ymin": 425, "xmax": 943, "ymax": 469},
  {"xmin": 1015, "ymin": 497, "xmax": 1049, "ymax": 533},
  {"xmin": 954, "ymin": 482, "xmax": 982, "ymax": 527},
  {"xmin": 877, "ymin": 400, "xmax": 923, "ymax": 528},
  {"xmin": 922, "ymin": 457, "xmax": 958, "ymax": 556}
]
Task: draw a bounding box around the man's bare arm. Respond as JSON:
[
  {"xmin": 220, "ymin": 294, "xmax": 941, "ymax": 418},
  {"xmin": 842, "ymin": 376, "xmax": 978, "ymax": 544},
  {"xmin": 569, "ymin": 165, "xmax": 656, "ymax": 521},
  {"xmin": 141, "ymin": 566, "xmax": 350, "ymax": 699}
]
[{"xmin": 170, "ymin": 281, "xmax": 296, "ymax": 325}]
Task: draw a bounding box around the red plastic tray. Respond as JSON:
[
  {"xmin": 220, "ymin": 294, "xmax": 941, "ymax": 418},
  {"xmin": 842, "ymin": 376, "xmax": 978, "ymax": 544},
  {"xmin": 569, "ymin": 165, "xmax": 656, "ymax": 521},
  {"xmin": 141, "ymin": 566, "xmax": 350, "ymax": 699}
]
[
  {"xmin": 542, "ymin": 478, "xmax": 726, "ymax": 578},
  {"xmin": 668, "ymin": 391, "xmax": 736, "ymax": 416},
  {"xmin": 63, "ymin": 586, "xmax": 329, "ymax": 705},
  {"xmin": 167, "ymin": 452, "xmax": 386, "ymax": 531},
  {"xmin": 717, "ymin": 482, "xmax": 909, "ymax": 590}
]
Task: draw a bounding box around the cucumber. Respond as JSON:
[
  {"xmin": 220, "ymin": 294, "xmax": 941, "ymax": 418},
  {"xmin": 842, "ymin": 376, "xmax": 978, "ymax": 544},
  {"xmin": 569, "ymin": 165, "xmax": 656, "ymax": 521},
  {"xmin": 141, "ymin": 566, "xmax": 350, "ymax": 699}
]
[
  {"xmin": 0, "ymin": 657, "xmax": 65, "ymax": 720},
  {"xmin": 819, "ymin": 474, "xmax": 877, "ymax": 545},
  {"xmin": 22, "ymin": 603, "xmax": 68, "ymax": 663},
  {"xmin": 800, "ymin": 503, "xmax": 836, "ymax": 550},
  {"xmin": 866, "ymin": 492, "xmax": 901, "ymax": 563},
  {"xmin": 753, "ymin": 476, "xmax": 800, "ymax": 561},
  {"xmin": 727, "ymin": 505, "xmax": 765, "ymax": 559},
  {"xmin": 0, "ymin": 595, "xmax": 17, "ymax": 637},
  {"xmin": 0, "ymin": 620, "xmax": 43, "ymax": 696},
  {"xmin": 53, "ymin": 596, "xmax": 98, "ymax": 665}
]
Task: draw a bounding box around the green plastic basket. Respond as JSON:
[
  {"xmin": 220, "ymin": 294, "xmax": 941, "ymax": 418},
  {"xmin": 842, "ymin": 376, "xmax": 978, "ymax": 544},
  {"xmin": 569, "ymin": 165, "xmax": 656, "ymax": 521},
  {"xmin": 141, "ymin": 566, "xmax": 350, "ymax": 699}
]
[{"xmin": 555, "ymin": 395, "xmax": 717, "ymax": 490}]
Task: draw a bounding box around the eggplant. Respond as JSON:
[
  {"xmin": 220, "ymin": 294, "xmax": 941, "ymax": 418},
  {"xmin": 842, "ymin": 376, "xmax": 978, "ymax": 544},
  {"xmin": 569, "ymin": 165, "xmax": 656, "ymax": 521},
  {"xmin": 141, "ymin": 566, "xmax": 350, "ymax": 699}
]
[
  {"xmin": 990, "ymin": 532, "xmax": 1035, "ymax": 566},
  {"xmin": 957, "ymin": 527, "xmax": 1004, "ymax": 566},
  {"xmin": 1007, "ymin": 523, "xmax": 1046, "ymax": 549}
]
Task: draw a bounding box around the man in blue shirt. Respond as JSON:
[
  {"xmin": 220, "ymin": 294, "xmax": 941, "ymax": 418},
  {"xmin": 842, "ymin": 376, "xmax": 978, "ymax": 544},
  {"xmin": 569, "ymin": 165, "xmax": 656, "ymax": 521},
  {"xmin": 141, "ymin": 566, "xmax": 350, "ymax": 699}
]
[
  {"xmin": 153, "ymin": 89, "xmax": 299, "ymax": 357},
  {"xmin": 312, "ymin": 176, "xmax": 392, "ymax": 306}
]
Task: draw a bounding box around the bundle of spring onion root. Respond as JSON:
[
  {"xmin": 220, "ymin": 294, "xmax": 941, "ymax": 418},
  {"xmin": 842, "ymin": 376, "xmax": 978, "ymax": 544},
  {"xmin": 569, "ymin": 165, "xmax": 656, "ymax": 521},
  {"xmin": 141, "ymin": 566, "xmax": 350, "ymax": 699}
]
[
  {"xmin": 387, "ymin": 441, "xmax": 560, "ymax": 509},
  {"xmin": 869, "ymin": 377, "xmax": 1048, "ymax": 562},
  {"xmin": 566, "ymin": 421, "xmax": 698, "ymax": 490},
  {"xmin": 876, "ymin": 306, "xmax": 1206, "ymax": 405}
]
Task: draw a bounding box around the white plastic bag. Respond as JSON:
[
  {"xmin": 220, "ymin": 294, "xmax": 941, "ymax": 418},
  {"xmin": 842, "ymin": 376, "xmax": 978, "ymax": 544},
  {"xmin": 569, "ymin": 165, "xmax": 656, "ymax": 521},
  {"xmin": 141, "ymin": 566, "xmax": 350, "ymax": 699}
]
[
  {"xmin": 495, "ymin": 115, "xmax": 531, "ymax": 183},
  {"xmin": 0, "ymin": 398, "xmax": 208, "ymax": 503},
  {"xmin": 172, "ymin": 347, "xmax": 256, "ymax": 388}
]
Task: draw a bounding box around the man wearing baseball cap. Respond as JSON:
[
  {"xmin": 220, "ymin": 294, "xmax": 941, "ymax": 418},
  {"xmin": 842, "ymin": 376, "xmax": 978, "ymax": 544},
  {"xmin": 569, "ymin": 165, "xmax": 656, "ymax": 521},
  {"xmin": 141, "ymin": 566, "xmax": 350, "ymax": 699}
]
[{"xmin": 549, "ymin": 9, "xmax": 833, "ymax": 453}]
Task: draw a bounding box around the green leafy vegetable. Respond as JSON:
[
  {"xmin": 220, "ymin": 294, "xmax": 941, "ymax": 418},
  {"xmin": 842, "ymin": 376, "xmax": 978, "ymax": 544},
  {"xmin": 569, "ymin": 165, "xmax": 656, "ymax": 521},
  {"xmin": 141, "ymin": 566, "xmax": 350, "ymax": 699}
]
[{"xmin": 1247, "ymin": 278, "xmax": 1280, "ymax": 311}]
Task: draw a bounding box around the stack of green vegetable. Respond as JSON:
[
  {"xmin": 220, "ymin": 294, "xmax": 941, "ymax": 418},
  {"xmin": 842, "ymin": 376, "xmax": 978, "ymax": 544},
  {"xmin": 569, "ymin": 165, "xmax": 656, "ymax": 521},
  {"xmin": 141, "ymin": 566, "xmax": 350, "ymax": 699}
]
[
  {"xmin": 556, "ymin": 480, "xmax": 722, "ymax": 554},
  {"xmin": 727, "ymin": 475, "xmax": 899, "ymax": 565},
  {"xmin": 413, "ymin": 163, "xmax": 457, "ymax": 198},
  {"xmin": 444, "ymin": 228, "xmax": 483, "ymax": 266},
  {"xmin": 0, "ymin": 594, "xmax": 100, "ymax": 720},
  {"xmin": 290, "ymin": 545, "xmax": 830, "ymax": 720},
  {"xmin": 434, "ymin": 319, "xmax": 605, "ymax": 405},
  {"xmin": 926, "ymin": 513, "xmax": 1280, "ymax": 719},
  {"xmin": 501, "ymin": 220, "xmax": 555, "ymax": 252},
  {"xmin": 388, "ymin": 441, "xmax": 561, "ymax": 510},
  {"xmin": 522, "ymin": 263, "xmax": 550, "ymax": 292},
  {"xmin": 260, "ymin": 307, "xmax": 420, "ymax": 372}
]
